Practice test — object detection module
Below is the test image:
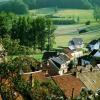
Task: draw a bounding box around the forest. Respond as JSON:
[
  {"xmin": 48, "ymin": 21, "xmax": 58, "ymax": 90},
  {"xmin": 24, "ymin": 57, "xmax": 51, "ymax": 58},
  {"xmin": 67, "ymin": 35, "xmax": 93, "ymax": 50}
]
[{"xmin": 0, "ymin": 0, "xmax": 100, "ymax": 14}]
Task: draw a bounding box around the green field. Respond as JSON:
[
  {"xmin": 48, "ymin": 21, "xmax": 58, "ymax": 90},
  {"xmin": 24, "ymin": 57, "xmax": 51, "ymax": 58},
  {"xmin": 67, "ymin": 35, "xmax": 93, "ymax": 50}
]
[
  {"xmin": 30, "ymin": 8, "xmax": 95, "ymax": 23},
  {"xmin": 55, "ymin": 29, "xmax": 100, "ymax": 48}
]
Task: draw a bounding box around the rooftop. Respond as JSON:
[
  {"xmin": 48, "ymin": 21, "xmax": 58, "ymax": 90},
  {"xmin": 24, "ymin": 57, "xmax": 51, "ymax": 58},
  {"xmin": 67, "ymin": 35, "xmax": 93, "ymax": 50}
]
[
  {"xmin": 52, "ymin": 75, "xmax": 85, "ymax": 98},
  {"xmin": 79, "ymin": 71, "xmax": 100, "ymax": 92}
]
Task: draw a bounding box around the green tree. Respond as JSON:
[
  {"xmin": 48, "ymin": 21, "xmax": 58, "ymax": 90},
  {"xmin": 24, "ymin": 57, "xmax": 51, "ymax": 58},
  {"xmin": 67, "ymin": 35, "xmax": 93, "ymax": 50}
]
[
  {"xmin": 0, "ymin": 12, "xmax": 13, "ymax": 37},
  {"xmin": 0, "ymin": 0, "xmax": 28, "ymax": 14},
  {"xmin": 93, "ymin": 7, "xmax": 100, "ymax": 21},
  {"xmin": 0, "ymin": 35, "xmax": 20, "ymax": 55},
  {"xmin": 46, "ymin": 18, "xmax": 55, "ymax": 51}
]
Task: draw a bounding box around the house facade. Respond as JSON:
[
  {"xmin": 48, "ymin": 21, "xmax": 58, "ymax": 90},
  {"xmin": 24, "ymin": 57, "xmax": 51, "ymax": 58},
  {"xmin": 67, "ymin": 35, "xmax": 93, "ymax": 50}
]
[
  {"xmin": 64, "ymin": 47, "xmax": 83, "ymax": 60},
  {"xmin": 48, "ymin": 53, "xmax": 70, "ymax": 75}
]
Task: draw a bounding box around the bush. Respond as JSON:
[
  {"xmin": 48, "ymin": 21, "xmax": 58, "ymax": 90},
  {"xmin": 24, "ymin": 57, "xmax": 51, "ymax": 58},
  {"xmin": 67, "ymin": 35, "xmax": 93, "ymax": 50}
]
[
  {"xmin": 0, "ymin": 35, "xmax": 34, "ymax": 55},
  {"xmin": 52, "ymin": 19, "xmax": 76, "ymax": 25}
]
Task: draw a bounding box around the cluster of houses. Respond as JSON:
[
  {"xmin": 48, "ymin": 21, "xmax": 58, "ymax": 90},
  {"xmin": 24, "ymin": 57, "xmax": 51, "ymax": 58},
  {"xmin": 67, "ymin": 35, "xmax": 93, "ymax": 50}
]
[
  {"xmin": 21, "ymin": 38, "xmax": 100, "ymax": 99},
  {"xmin": 0, "ymin": 38, "xmax": 100, "ymax": 99}
]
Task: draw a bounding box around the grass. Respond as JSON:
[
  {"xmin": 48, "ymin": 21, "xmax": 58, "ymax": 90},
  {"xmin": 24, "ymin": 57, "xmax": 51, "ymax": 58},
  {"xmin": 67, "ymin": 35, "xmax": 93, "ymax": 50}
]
[
  {"xmin": 7, "ymin": 53, "xmax": 43, "ymax": 62},
  {"xmin": 54, "ymin": 9, "xmax": 94, "ymax": 23},
  {"xmin": 29, "ymin": 8, "xmax": 95, "ymax": 23},
  {"xmin": 54, "ymin": 30, "xmax": 100, "ymax": 48}
]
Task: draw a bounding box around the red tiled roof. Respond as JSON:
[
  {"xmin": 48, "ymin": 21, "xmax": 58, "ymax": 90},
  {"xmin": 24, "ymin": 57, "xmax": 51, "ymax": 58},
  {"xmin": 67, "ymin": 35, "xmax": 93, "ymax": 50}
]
[
  {"xmin": 64, "ymin": 47, "xmax": 73, "ymax": 54},
  {"xmin": 52, "ymin": 75, "xmax": 85, "ymax": 98},
  {"xmin": 63, "ymin": 48, "xmax": 73, "ymax": 58}
]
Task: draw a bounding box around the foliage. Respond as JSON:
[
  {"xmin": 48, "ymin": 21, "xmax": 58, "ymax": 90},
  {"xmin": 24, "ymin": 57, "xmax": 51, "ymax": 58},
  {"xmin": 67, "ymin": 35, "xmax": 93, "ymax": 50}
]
[
  {"xmin": 93, "ymin": 7, "xmax": 100, "ymax": 21},
  {"xmin": 12, "ymin": 56, "xmax": 40, "ymax": 73},
  {"xmin": 11, "ymin": 16, "xmax": 55, "ymax": 51},
  {"xmin": 0, "ymin": 35, "xmax": 34, "ymax": 55},
  {"xmin": 52, "ymin": 19, "xmax": 76, "ymax": 25},
  {"xmin": 23, "ymin": 0, "xmax": 92, "ymax": 9},
  {"xmin": 0, "ymin": 12, "xmax": 14, "ymax": 37},
  {"xmin": 0, "ymin": 0, "xmax": 28, "ymax": 14},
  {"xmin": 33, "ymin": 80, "xmax": 66, "ymax": 100}
]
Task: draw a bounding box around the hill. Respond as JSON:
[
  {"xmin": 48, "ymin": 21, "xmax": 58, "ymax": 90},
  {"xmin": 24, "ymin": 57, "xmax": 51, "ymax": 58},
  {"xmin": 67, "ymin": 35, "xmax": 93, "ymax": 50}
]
[
  {"xmin": 24, "ymin": 0, "xmax": 92, "ymax": 9},
  {"xmin": 23, "ymin": 0, "xmax": 100, "ymax": 9}
]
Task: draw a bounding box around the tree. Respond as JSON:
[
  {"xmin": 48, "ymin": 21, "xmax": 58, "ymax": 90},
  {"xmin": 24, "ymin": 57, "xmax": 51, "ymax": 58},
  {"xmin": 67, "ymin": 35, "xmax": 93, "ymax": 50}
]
[
  {"xmin": 1, "ymin": 35, "xmax": 20, "ymax": 55},
  {"xmin": 0, "ymin": 0, "xmax": 28, "ymax": 14},
  {"xmin": 0, "ymin": 61, "xmax": 20, "ymax": 100},
  {"xmin": 11, "ymin": 16, "xmax": 55, "ymax": 51},
  {"xmin": 0, "ymin": 61, "xmax": 33, "ymax": 100},
  {"xmin": 93, "ymin": 7, "xmax": 100, "ymax": 21},
  {"xmin": 45, "ymin": 18, "xmax": 55, "ymax": 51},
  {"xmin": 0, "ymin": 12, "xmax": 13, "ymax": 37},
  {"xmin": 12, "ymin": 56, "xmax": 40, "ymax": 73},
  {"xmin": 32, "ymin": 80, "xmax": 66, "ymax": 100}
]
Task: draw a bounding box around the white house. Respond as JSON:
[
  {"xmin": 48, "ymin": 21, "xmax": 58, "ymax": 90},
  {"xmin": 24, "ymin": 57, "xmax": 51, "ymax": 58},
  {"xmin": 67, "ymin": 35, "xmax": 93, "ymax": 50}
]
[
  {"xmin": 48, "ymin": 54, "xmax": 70, "ymax": 75},
  {"xmin": 88, "ymin": 39, "xmax": 100, "ymax": 51},
  {"xmin": 64, "ymin": 47, "xmax": 83, "ymax": 60},
  {"xmin": 72, "ymin": 50, "xmax": 83, "ymax": 58},
  {"xmin": 68, "ymin": 38, "xmax": 84, "ymax": 50}
]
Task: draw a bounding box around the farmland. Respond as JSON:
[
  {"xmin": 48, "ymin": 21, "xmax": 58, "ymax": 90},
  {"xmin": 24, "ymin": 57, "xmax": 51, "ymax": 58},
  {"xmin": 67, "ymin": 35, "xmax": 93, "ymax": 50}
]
[
  {"xmin": 30, "ymin": 8, "xmax": 100, "ymax": 48},
  {"xmin": 54, "ymin": 24, "xmax": 100, "ymax": 48},
  {"xmin": 30, "ymin": 8, "xmax": 95, "ymax": 23}
]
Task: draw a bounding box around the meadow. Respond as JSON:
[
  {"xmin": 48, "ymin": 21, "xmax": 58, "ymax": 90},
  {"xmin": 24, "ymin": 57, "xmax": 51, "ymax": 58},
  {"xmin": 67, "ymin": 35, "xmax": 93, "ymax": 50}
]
[
  {"xmin": 55, "ymin": 31, "xmax": 100, "ymax": 48},
  {"xmin": 30, "ymin": 8, "xmax": 95, "ymax": 23}
]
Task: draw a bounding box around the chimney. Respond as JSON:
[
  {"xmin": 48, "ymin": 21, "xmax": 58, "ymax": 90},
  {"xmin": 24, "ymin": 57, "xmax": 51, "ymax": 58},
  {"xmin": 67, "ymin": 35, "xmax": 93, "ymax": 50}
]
[
  {"xmin": 45, "ymin": 70, "xmax": 49, "ymax": 77},
  {"xmin": 73, "ymin": 71, "xmax": 79, "ymax": 78}
]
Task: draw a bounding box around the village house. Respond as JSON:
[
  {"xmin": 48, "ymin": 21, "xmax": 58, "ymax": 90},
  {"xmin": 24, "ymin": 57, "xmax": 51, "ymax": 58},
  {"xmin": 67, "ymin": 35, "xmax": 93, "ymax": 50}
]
[
  {"xmin": 87, "ymin": 39, "xmax": 100, "ymax": 51},
  {"xmin": 48, "ymin": 53, "xmax": 70, "ymax": 75},
  {"xmin": 64, "ymin": 47, "xmax": 83, "ymax": 60},
  {"xmin": 80, "ymin": 55, "xmax": 92, "ymax": 66},
  {"xmin": 79, "ymin": 49, "xmax": 100, "ymax": 67},
  {"xmin": 68, "ymin": 38, "xmax": 84, "ymax": 50}
]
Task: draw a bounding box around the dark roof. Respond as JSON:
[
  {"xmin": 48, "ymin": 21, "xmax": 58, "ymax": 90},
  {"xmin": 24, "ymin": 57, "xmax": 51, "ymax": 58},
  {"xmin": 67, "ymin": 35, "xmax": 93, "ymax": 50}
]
[
  {"xmin": 51, "ymin": 56, "xmax": 67, "ymax": 69},
  {"xmin": 42, "ymin": 51, "xmax": 57, "ymax": 60},
  {"xmin": 89, "ymin": 40, "xmax": 98, "ymax": 45},
  {"xmin": 59, "ymin": 54, "xmax": 70, "ymax": 62},
  {"xmin": 52, "ymin": 75, "xmax": 85, "ymax": 98},
  {"xmin": 89, "ymin": 49, "xmax": 98, "ymax": 56},
  {"xmin": 69, "ymin": 38, "xmax": 83, "ymax": 46},
  {"xmin": 52, "ymin": 57, "xmax": 65, "ymax": 64}
]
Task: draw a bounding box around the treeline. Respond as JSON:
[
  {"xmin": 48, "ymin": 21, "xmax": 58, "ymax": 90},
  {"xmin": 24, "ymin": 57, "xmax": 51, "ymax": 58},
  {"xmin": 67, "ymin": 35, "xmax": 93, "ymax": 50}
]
[
  {"xmin": 24, "ymin": 0, "xmax": 92, "ymax": 9},
  {"xmin": 89, "ymin": 0, "xmax": 100, "ymax": 7},
  {"xmin": 1, "ymin": 0, "xmax": 100, "ymax": 14},
  {"xmin": 0, "ymin": 12, "xmax": 55, "ymax": 55},
  {"xmin": 0, "ymin": 0, "xmax": 28, "ymax": 14}
]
